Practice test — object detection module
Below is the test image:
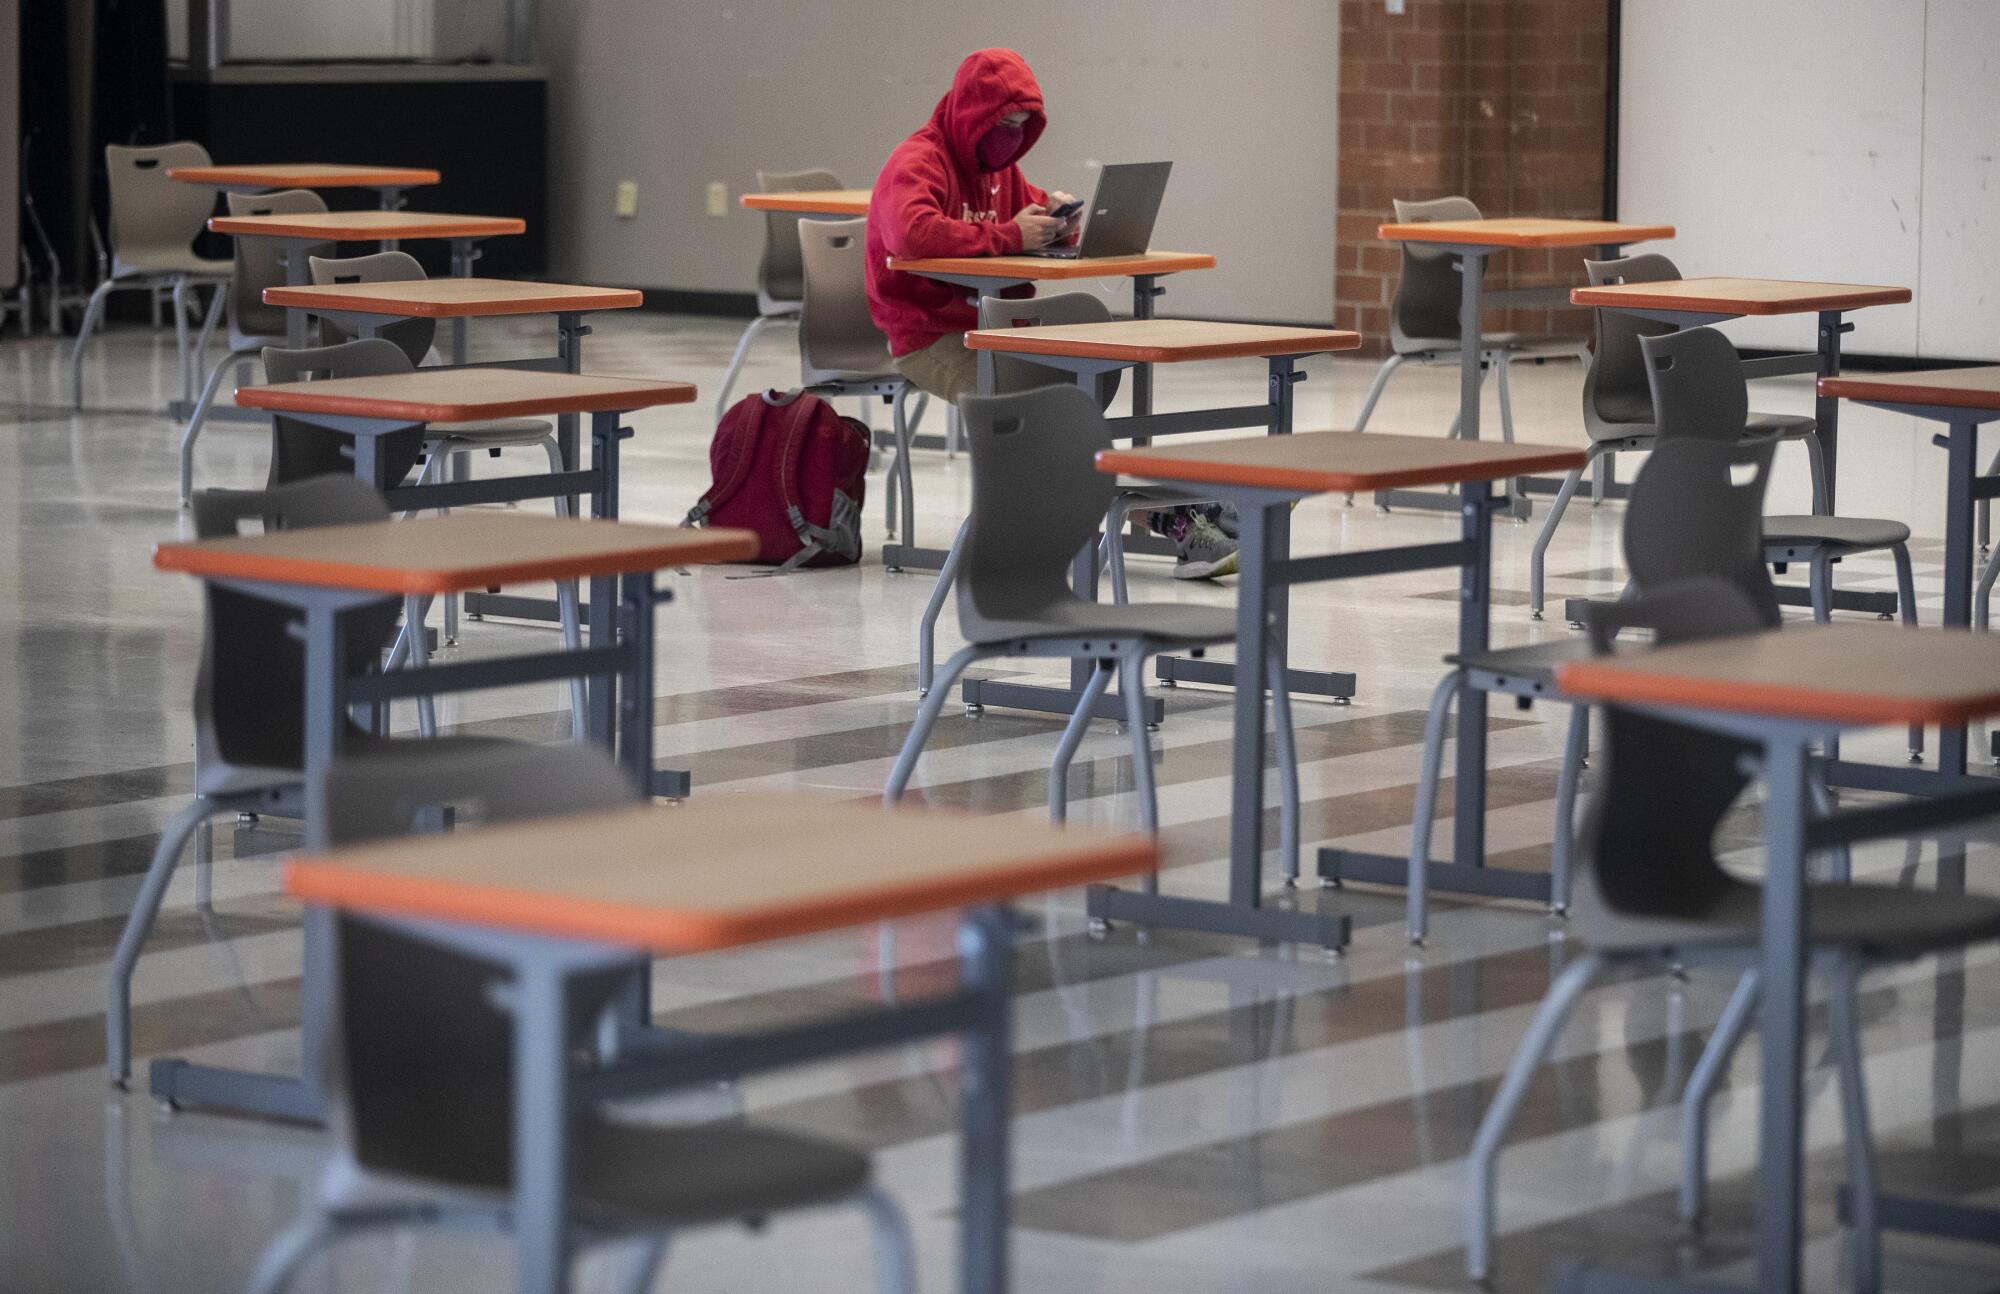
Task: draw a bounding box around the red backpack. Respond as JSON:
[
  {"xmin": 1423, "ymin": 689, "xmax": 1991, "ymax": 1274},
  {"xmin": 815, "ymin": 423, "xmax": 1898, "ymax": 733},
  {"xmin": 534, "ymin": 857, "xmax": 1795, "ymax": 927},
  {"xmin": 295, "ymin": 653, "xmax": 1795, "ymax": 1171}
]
[{"xmin": 684, "ymin": 391, "xmax": 870, "ymax": 572}]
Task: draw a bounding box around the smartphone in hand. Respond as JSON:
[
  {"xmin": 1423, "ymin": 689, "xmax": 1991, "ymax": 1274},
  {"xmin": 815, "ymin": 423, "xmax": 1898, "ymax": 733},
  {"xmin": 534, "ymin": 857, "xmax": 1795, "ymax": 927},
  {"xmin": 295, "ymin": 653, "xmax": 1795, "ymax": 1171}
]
[{"xmin": 1049, "ymin": 198, "xmax": 1084, "ymax": 220}]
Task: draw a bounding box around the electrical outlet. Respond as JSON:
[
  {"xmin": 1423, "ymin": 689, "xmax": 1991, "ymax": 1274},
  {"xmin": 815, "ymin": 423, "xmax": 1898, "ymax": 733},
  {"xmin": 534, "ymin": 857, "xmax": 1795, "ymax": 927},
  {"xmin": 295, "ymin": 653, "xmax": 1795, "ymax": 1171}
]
[
  {"xmin": 706, "ymin": 181, "xmax": 729, "ymax": 218},
  {"xmin": 1385, "ymin": 0, "xmax": 1405, "ymax": 12},
  {"xmin": 614, "ymin": 181, "xmax": 638, "ymax": 219}
]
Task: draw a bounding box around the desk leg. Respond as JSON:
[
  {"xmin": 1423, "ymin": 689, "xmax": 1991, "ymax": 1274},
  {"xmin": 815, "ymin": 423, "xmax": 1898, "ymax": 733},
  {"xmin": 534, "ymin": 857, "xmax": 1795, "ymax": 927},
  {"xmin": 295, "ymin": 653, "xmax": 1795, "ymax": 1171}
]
[
  {"xmin": 1756, "ymin": 738, "xmax": 1811, "ymax": 1294},
  {"xmin": 959, "ymin": 905, "xmax": 1013, "ymax": 1294},
  {"xmin": 448, "ymin": 238, "xmax": 477, "ymax": 364},
  {"xmin": 1451, "ymin": 481, "xmax": 1492, "ymax": 874},
  {"xmin": 283, "ymin": 241, "xmax": 310, "ymax": 348},
  {"xmin": 514, "ymin": 958, "xmax": 573, "ymax": 1294},
  {"xmin": 1130, "ymin": 274, "xmax": 1161, "ymax": 428},
  {"xmin": 1940, "ymin": 420, "xmax": 1977, "ymax": 775},
  {"xmin": 376, "ymin": 186, "xmax": 406, "ymax": 212},
  {"xmin": 586, "ymin": 412, "xmax": 619, "ymax": 747},
  {"xmin": 1814, "ymin": 311, "xmax": 1851, "ymax": 513}
]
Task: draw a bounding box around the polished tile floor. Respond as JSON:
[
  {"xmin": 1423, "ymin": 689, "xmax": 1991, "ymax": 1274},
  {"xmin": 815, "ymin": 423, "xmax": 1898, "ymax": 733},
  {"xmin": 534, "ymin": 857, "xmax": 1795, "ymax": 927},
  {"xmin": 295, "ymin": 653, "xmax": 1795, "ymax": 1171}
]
[{"xmin": 1, "ymin": 309, "xmax": 1997, "ymax": 1292}]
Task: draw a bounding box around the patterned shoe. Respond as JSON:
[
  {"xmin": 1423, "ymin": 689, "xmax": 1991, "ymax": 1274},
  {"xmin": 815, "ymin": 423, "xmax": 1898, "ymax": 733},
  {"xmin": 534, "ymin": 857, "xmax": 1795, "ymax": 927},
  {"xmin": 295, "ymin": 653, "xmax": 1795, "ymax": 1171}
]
[{"xmin": 1172, "ymin": 515, "xmax": 1240, "ymax": 580}]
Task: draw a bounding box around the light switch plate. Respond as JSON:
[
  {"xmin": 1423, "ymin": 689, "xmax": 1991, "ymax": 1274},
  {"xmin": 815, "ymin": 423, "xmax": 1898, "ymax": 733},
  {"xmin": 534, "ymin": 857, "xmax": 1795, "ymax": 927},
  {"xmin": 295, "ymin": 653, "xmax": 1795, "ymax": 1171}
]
[
  {"xmin": 705, "ymin": 181, "xmax": 728, "ymax": 218},
  {"xmin": 614, "ymin": 180, "xmax": 639, "ymax": 219}
]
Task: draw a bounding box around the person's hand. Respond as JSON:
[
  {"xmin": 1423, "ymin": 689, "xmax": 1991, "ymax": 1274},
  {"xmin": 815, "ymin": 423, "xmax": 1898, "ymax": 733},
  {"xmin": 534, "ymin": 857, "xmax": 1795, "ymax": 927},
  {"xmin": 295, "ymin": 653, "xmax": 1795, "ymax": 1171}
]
[
  {"xmin": 1047, "ymin": 190, "xmax": 1081, "ymax": 233},
  {"xmin": 1013, "ymin": 204, "xmax": 1064, "ymax": 249}
]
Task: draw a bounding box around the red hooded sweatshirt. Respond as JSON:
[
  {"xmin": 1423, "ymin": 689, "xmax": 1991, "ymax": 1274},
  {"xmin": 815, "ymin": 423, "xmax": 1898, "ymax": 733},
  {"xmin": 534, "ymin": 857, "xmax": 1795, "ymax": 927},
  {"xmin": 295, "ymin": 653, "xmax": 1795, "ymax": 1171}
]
[{"xmin": 865, "ymin": 49, "xmax": 1049, "ymax": 357}]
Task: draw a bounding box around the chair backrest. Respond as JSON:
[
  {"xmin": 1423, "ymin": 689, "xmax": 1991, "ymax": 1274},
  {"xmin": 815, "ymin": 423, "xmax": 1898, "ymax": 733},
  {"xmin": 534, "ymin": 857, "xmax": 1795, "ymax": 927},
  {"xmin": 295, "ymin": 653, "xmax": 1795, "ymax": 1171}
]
[
  {"xmin": 1574, "ymin": 578, "xmax": 1770, "ymax": 929},
  {"xmin": 976, "ymin": 291, "xmax": 1121, "ymax": 408},
  {"xmin": 755, "ymin": 167, "xmax": 841, "ymax": 312},
  {"xmin": 307, "ymin": 250, "xmax": 437, "ymax": 367},
  {"xmin": 260, "ymin": 337, "xmax": 425, "ymax": 488},
  {"xmin": 1581, "ymin": 252, "xmax": 1682, "ymax": 439},
  {"xmin": 320, "ymin": 743, "xmax": 640, "ymax": 1191},
  {"xmin": 797, "ymin": 217, "xmax": 893, "ymax": 384},
  {"xmin": 224, "ymin": 189, "xmax": 327, "ymax": 344},
  {"xmin": 1388, "ymin": 195, "xmax": 1482, "ymax": 352},
  {"xmin": 1639, "ymin": 325, "xmax": 1749, "ymax": 444},
  {"xmin": 102, "ymin": 141, "xmax": 215, "ymax": 272},
  {"xmin": 1621, "ymin": 435, "xmax": 1782, "ymax": 627},
  {"xmin": 186, "ymin": 476, "xmax": 395, "ymax": 787},
  {"xmin": 956, "ymin": 384, "xmax": 1119, "ymax": 643}
]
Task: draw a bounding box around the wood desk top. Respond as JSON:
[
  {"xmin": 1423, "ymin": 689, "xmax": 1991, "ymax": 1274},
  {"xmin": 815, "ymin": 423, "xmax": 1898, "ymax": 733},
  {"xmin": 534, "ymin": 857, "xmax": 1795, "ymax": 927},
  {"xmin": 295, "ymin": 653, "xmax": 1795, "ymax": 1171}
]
[
  {"xmin": 285, "ymin": 795, "xmax": 1158, "ymax": 953},
  {"xmin": 1555, "ymin": 623, "xmax": 2000, "ymax": 727},
  {"xmin": 739, "ymin": 189, "xmax": 871, "ymax": 215},
  {"xmin": 264, "ymin": 278, "xmax": 644, "ymax": 318},
  {"xmin": 208, "ymin": 211, "xmax": 526, "ymax": 242},
  {"xmin": 156, "ymin": 512, "xmax": 757, "ymax": 595},
  {"xmin": 888, "ymin": 250, "xmax": 1216, "ymax": 281},
  {"xmin": 1375, "ymin": 218, "xmax": 1675, "ymax": 249},
  {"xmin": 1819, "ymin": 367, "xmax": 2000, "ymax": 411},
  {"xmin": 168, "ymin": 163, "xmax": 442, "ymax": 189},
  {"xmin": 966, "ymin": 320, "xmax": 1362, "ymax": 364},
  {"xmin": 1570, "ymin": 276, "xmax": 1912, "ymax": 316},
  {"xmin": 236, "ymin": 369, "xmax": 695, "ymax": 423},
  {"xmin": 1098, "ymin": 430, "xmax": 1586, "ymax": 495}
]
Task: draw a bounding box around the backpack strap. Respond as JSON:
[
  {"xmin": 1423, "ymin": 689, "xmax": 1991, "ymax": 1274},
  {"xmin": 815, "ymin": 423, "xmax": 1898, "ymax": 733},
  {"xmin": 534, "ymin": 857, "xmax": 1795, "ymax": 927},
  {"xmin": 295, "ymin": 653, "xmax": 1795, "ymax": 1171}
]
[
  {"xmin": 776, "ymin": 401, "xmax": 861, "ymax": 568},
  {"xmin": 683, "ymin": 390, "xmax": 795, "ymax": 527}
]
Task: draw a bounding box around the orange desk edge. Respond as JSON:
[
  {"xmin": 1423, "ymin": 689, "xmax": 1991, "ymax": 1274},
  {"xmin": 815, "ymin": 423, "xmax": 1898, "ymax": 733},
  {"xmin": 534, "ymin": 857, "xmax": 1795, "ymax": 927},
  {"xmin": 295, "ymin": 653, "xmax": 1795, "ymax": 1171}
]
[
  {"xmin": 1096, "ymin": 441, "xmax": 1588, "ymax": 495},
  {"xmin": 1818, "ymin": 368, "xmax": 2000, "ymax": 410},
  {"xmin": 169, "ymin": 164, "xmax": 442, "ymax": 187},
  {"xmin": 1569, "ymin": 279, "xmax": 1913, "ymax": 316},
  {"xmin": 966, "ymin": 324, "xmax": 1361, "ymax": 364},
  {"xmin": 1554, "ymin": 657, "xmax": 2000, "ymax": 728},
  {"xmin": 887, "ymin": 251, "xmax": 1216, "ymax": 279},
  {"xmin": 284, "ymin": 825, "xmax": 1157, "ymax": 955},
  {"xmin": 153, "ymin": 527, "xmax": 758, "ymax": 596},
  {"xmin": 208, "ymin": 212, "xmax": 527, "ymax": 239},
  {"xmin": 262, "ymin": 280, "xmax": 646, "ymax": 318},
  {"xmin": 739, "ymin": 190, "xmax": 870, "ymax": 214},
  {"xmin": 236, "ymin": 376, "xmax": 696, "ymax": 423},
  {"xmin": 1375, "ymin": 219, "xmax": 1676, "ymax": 249}
]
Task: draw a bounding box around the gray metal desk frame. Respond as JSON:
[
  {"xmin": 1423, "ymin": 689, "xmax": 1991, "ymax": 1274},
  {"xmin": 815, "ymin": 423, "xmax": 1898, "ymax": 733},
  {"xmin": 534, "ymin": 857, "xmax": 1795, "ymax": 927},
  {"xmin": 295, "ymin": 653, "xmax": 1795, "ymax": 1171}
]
[
  {"xmin": 1558, "ymin": 299, "xmax": 1899, "ymax": 620},
  {"xmin": 1087, "ymin": 475, "xmax": 1513, "ymax": 951},
  {"xmin": 1372, "ymin": 241, "xmax": 1632, "ymax": 521},
  {"xmin": 319, "ymin": 901, "xmax": 1014, "ymax": 1294},
  {"xmin": 953, "ymin": 346, "xmax": 1356, "ymax": 724},
  {"xmin": 884, "ymin": 268, "xmax": 1178, "ymax": 573},
  {"xmin": 1547, "ymin": 702, "xmax": 2000, "ymax": 1294},
  {"xmin": 150, "ymin": 498, "xmax": 673, "ymax": 1123}
]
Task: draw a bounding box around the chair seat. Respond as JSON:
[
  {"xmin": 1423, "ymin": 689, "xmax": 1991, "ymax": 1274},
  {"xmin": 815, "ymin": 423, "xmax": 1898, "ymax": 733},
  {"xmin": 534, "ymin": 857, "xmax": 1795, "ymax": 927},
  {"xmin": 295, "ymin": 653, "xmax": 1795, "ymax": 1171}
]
[
  {"xmin": 1763, "ymin": 514, "xmax": 1911, "ymax": 551},
  {"xmin": 972, "ymin": 600, "xmax": 1239, "ymax": 648},
  {"xmin": 1745, "ymin": 411, "xmax": 1817, "ymax": 439},
  {"xmin": 428, "ymin": 417, "xmax": 555, "ymax": 447},
  {"xmin": 113, "ymin": 251, "xmax": 233, "ymax": 280},
  {"xmin": 1643, "ymin": 879, "xmax": 2000, "ymax": 961},
  {"xmin": 573, "ymin": 1118, "xmax": 869, "ymax": 1228},
  {"xmin": 1587, "ymin": 406, "xmax": 1816, "ymax": 443},
  {"xmin": 193, "ymin": 733, "xmax": 519, "ymax": 800},
  {"xmin": 1397, "ymin": 331, "xmax": 1586, "ymax": 356},
  {"xmin": 1446, "ymin": 636, "xmax": 1596, "ymax": 683}
]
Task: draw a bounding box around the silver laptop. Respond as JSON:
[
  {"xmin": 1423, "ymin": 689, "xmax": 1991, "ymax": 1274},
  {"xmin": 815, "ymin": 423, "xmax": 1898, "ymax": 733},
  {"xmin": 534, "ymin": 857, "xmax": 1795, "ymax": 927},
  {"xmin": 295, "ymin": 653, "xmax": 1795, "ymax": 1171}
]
[{"xmin": 1029, "ymin": 161, "xmax": 1172, "ymax": 259}]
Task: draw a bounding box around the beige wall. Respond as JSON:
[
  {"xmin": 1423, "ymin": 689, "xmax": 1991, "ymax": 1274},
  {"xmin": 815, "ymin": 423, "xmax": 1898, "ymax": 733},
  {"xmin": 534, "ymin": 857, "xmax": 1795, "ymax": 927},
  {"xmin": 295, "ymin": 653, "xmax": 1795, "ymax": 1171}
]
[{"xmin": 537, "ymin": 0, "xmax": 1338, "ymax": 322}]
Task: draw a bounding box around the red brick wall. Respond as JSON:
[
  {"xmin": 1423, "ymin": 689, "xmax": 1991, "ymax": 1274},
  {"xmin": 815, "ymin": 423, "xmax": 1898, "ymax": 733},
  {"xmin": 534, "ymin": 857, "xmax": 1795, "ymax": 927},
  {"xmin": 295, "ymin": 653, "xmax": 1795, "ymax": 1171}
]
[{"xmin": 1336, "ymin": 0, "xmax": 1611, "ymax": 355}]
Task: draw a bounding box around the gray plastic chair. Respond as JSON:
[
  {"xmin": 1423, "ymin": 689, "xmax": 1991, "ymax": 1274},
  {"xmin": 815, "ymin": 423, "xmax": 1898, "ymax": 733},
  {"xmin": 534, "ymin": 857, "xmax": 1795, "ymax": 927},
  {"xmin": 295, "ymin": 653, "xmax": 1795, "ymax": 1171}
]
[
  {"xmin": 1528, "ymin": 253, "xmax": 1827, "ymax": 619},
  {"xmin": 176, "ymin": 189, "xmax": 331, "ymax": 504},
  {"xmin": 1463, "ymin": 575, "xmax": 2000, "ymax": 1287},
  {"xmin": 1642, "ymin": 325, "xmax": 1921, "ymax": 760},
  {"xmin": 886, "ymin": 385, "xmax": 1301, "ymax": 868},
  {"xmin": 1395, "ymin": 433, "xmax": 1785, "ymax": 945},
  {"xmin": 1350, "ymin": 196, "xmax": 1590, "ymax": 444},
  {"xmin": 711, "ymin": 168, "xmax": 841, "ymax": 423},
  {"xmin": 103, "ymin": 474, "xmax": 515, "ymax": 1087},
  {"xmin": 913, "ymin": 292, "xmax": 1218, "ymax": 694},
  {"xmin": 70, "ymin": 142, "xmax": 233, "ymax": 408},
  {"xmin": 795, "ymin": 217, "xmax": 927, "ymax": 556},
  {"xmin": 259, "ymin": 331, "xmax": 586, "ymax": 741},
  {"xmin": 245, "ymin": 743, "xmax": 914, "ymax": 1294}
]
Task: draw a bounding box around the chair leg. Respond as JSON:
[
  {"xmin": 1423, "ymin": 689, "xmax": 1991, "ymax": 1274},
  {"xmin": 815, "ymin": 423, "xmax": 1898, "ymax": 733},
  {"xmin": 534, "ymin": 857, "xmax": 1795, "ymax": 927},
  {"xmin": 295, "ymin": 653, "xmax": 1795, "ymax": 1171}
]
[
  {"xmin": 1550, "ymin": 704, "xmax": 1588, "ymax": 915},
  {"xmin": 713, "ymin": 313, "xmax": 778, "ymax": 425},
  {"xmin": 1809, "ymin": 763, "xmax": 1852, "ymax": 884},
  {"xmin": 1406, "ymin": 671, "xmax": 1462, "ymax": 945},
  {"xmin": 1529, "ymin": 458, "xmax": 1592, "ymax": 620},
  {"xmin": 243, "ymin": 1213, "xmax": 339, "ymax": 1294},
  {"xmin": 1810, "ymin": 551, "xmax": 1841, "ymax": 761},
  {"xmin": 1464, "ymin": 951, "xmax": 1604, "ymax": 1282},
  {"xmin": 616, "ymin": 1236, "xmax": 670, "ymax": 1294},
  {"xmin": 1678, "ymin": 965, "xmax": 1759, "ymax": 1229},
  {"xmin": 1267, "ymin": 631, "xmax": 1302, "ymax": 886},
  {"xmin": 1827, "ymin": 957, "xmax": 1882, "ymax": 1294},
  {"xmin": 1892, "ymin": 543, "xmax": 1923, "ymax": 760},
  {"xmin": 179, "ymin": 346, "xmax": 245, "ymax": 506},
  {"xmin": 895, "ymin": 389, "xmax": 917, "ymax": 551},
  {"xmin": 860, "ymin": 1185, "xmax": 918, "ymax": 1294},
  {"xmin": 1980, "ymin": 442, "xmax": 1998, "ymax": 554},
  {"xmin": 1350, "ymin": 352, "xmax": 1407, "ymax": 433},
  {"xmin": 406, "ymin": 596, "xmax": 439, "ymax": 738},
  {"xmin": 917, "ymin": 519, "xmax": 969, "ymax": 696},
  {"xmin": 107, "ymin": 798, "xmax": 219, "ymax": 1084},
  {"xmin": 1048, "ymin": 660, "xmax": 1115, "ymax": 825},
  {"xmin": 1803, "ymin": 430, "xmax": 1831, "ymax": 515},
  {"xmin": 884, "ymin": 646, "xmax": 984, "ymax": 804},
  {"xmin": 1120, "ymin": 653, "xmax": 1159, "ymax": 836},
  {"xmin": 171, "ymin": 276, "xmax": 194, "ymax": 404},
  {"xmin": 945, "ymin": 402, "xmax": 962, "ymax": 459},
  {"xmin": 189, "ymin": 279, "xmax": 226, "ymax": 372},
  {"xmin": 1100, "ymin": 497, "xmax": 1132, "ymax": 605},
  {"xmin": 1493, "ymin": 349, "xmax": 1517, "ymax": 444},
  {"xmin": 70, "ymin": 278, "xmax": 117, "ymax": 408},
  {"xmin": 1976, "ymin": 539, "xmax": 2000, "ymax": 634}
]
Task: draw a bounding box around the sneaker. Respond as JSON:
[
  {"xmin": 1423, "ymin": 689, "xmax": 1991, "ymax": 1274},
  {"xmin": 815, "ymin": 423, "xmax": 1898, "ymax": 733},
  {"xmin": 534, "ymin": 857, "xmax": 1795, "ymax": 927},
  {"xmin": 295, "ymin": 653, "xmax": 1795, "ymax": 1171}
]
[{"xmin": 1173, "ymin": 515, "xmax": 1239, "ymax": 580}]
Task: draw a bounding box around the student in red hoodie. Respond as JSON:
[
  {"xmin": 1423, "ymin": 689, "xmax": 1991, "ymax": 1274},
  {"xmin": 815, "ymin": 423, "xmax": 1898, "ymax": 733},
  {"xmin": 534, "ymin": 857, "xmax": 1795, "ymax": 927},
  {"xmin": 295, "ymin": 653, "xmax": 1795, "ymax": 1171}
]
[{"xmin": 865, "ymin": 48, "xmax": 1238, "ymax": 579}]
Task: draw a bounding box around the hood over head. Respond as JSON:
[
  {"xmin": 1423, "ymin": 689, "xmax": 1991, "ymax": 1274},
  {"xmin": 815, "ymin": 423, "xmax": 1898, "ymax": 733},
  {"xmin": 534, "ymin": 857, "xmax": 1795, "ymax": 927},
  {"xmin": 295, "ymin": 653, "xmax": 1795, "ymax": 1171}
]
[{"xmin": 929, "ymin": 48, "xmax": 1046, "ymax": 174}]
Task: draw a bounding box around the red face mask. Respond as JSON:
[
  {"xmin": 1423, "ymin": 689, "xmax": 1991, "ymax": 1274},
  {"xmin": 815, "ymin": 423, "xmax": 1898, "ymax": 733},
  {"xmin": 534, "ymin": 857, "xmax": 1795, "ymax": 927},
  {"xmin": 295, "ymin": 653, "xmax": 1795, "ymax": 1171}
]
[{"xmin": 977, "ymin": 123, "xmax": 1024, "ymax": 172}]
